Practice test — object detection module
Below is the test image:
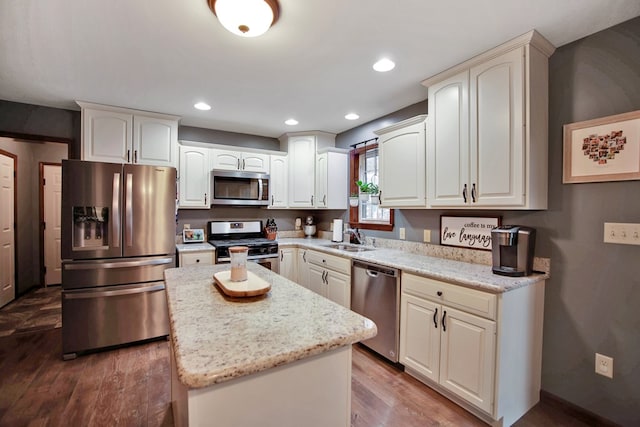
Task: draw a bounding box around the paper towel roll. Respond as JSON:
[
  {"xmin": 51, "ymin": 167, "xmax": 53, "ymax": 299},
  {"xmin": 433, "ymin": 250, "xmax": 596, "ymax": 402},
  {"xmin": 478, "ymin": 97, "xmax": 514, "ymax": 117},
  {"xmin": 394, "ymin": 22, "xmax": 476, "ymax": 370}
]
[{"xmin": 332, "ymin": 219, "xmax": 343, "ymax": 242}]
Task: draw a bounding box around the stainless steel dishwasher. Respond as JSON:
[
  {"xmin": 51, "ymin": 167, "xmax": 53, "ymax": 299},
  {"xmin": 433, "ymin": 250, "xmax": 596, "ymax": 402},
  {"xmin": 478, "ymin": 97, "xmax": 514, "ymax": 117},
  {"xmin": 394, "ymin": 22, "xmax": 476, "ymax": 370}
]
[{"xmin": 351, "ymin": 260, "xmax": 400, "ymax": 363}]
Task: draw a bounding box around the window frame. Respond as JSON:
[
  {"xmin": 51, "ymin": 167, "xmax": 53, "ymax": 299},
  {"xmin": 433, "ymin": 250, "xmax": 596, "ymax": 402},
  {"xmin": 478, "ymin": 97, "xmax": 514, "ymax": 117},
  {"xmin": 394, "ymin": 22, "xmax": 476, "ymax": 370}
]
[{"xmin": 349, "ymin": 143, "xmax": 394, "ymax": 231}]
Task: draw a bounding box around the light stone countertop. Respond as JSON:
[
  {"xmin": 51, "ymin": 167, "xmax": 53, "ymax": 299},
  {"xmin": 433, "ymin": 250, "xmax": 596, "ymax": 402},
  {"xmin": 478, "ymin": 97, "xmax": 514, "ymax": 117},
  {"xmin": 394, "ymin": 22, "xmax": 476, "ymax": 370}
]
[
  {"xmin": 165, "ymin": 262, "xmax": 377, "ymax": 390},
  {"xmin": 278, "ymin": 237, "xmax": 549, "ymax": 293},
  {"xmin": 175, "ymin": 242, "xmax": 215, "ymax": 253}
]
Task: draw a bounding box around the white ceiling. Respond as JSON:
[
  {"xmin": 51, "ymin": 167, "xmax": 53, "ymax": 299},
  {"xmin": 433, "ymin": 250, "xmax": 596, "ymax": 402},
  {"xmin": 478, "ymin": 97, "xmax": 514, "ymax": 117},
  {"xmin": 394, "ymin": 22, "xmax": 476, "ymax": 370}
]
[{"xmin": 1, "ymin": 0, "xmax": 639, "ymax": 138}]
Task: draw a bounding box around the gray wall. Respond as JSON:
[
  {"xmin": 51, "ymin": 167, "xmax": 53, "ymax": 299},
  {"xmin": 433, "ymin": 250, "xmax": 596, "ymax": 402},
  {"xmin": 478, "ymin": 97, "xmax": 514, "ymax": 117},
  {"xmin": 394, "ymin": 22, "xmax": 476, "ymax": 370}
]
[
  {"xmin": 335, "ymin": 17, "xmax": 640, "ymax": 426},
  {"xmin": 179, "ymin": 125, "xmax": 279, "ymax": 151},
  {"xmin": 0, "ymin": 138, "xmax": 68, "ymax": 295}
]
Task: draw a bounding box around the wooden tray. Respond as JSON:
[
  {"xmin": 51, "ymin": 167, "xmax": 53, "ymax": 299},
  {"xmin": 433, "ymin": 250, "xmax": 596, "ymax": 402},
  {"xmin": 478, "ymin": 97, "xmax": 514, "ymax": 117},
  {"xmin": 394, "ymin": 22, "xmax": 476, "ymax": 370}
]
[{"xmin": 213, "ymin": 271, "xmax": 271, "ymax": 297}]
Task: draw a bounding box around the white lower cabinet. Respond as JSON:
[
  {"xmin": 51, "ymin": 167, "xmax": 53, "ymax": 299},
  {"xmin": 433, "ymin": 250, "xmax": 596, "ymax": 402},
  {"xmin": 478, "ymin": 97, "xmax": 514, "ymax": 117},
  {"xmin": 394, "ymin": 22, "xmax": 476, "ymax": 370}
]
[
  {"xmin": 279, "ymin": 248, "xmax": 297, "ymax": 282},
  {"xmin": 296, "ymin": 248, "xmax": 310, "ymax": 289},
  {"xmin": 400, "ymin": 272, "xmax": 545, "ymax": 426},
  {"xmin": 306, "ymin": 250, "xmax": 350, "ymax": 308},
  {"xmin": 178, "ymin": 251, "xmax": 215, "ymax": 267}
]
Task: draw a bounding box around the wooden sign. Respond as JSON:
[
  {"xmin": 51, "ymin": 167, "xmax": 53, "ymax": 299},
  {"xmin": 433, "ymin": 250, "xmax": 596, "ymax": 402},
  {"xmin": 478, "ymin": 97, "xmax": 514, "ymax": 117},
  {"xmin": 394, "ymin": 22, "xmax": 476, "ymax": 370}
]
[{"xmin": 440, "ymin": 216, "xmax": 501, "ymax": 250}]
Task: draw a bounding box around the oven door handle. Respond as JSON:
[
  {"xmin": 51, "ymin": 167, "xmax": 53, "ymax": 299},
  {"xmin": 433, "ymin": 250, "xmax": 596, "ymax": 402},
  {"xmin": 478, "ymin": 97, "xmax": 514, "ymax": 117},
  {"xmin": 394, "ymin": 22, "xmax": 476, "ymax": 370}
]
[{"xmin": 217, "ymin": 254, "xmax": 278, "ymax": 263}]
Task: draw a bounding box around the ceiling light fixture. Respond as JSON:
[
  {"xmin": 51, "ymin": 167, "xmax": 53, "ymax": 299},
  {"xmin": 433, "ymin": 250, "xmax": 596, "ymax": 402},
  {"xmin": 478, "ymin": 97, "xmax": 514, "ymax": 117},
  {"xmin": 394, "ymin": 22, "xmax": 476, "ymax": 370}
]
[
  {"xmin": 285, "ymin": 119, "xmax": 298, "ymax": 126},
  {"xmin": 194, "ymin": 102, "xmax": 212, "ymax": 111},
  {"xmin": 345, "ymin": 113, "xmax": 359, "ymax": 120},
  {"xmin": 373, "ymin": 58, "xmax": 395, "ymax": 72},
  {"xmin": 208, "ymin": 0, "xmax": 280, "ymax": 38}
]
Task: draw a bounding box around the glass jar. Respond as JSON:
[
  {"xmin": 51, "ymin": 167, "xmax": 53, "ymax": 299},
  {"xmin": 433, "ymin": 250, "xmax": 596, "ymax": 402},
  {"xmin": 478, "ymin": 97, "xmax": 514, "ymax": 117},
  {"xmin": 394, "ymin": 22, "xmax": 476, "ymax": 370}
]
[{"xmin": 229, "ymin": 246, "xmax": 248, "ymax": 282}]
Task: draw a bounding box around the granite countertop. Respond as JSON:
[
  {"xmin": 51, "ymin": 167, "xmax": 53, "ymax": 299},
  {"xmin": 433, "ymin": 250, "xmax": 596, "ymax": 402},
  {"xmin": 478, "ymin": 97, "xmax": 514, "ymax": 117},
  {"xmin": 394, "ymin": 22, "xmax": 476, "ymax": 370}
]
[
  {"xmin": 278, "ymin": 238, "xmax": 549, "ymax": 293},
  {"xmin": 165, "ymin": 262, "xmax": 377, "ymax": 390},
  {"xmin": 175, "ymin": 242, "xmax": 215, "ymax": 253}
]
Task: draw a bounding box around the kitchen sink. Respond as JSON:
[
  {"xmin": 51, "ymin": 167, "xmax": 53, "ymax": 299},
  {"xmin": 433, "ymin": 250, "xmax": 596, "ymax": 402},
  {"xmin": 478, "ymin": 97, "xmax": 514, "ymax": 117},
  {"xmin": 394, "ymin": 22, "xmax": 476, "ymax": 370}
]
[{"xmin": 325, "ymin": 244, "xmax": 375, "ymax": 252}]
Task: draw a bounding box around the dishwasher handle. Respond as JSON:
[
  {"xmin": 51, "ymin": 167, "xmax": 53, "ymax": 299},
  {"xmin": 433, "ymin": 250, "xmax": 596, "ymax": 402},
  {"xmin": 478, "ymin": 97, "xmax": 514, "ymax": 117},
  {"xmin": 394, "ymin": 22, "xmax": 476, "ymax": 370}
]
[{"xmin": 352, "ymin": 260, "xmax": 398, "ymax": 277}]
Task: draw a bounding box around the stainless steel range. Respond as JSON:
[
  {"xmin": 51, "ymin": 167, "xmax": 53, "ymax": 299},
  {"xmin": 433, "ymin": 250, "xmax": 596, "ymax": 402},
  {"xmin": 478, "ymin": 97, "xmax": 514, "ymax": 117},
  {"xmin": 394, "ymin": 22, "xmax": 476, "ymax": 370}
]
[{"xmin": 208, "ymin": 220, "xmax": 279, "ymax": 273}]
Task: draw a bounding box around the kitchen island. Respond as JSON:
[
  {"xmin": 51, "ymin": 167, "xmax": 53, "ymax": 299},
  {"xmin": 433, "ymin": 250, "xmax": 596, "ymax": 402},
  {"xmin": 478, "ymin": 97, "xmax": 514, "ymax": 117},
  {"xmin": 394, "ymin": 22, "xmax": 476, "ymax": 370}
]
[{"xmin": 165, "ymin": 262, "xmax": 377, "ymax": 427}]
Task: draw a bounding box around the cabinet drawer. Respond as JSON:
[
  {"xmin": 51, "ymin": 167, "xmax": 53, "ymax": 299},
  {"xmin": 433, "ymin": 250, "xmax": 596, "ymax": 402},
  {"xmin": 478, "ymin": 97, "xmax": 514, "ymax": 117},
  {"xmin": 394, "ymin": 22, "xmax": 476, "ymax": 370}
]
[
  {"xmin": 180, "ymin": 251, "xmax": 214, "ymax": 266},
  {"xmin": 402, "ymin": 273, "xmax": 496, "ymax": 320},
  {"xmin": 306, "ymin": 250, "xmax": 350, "ymax": 275}
]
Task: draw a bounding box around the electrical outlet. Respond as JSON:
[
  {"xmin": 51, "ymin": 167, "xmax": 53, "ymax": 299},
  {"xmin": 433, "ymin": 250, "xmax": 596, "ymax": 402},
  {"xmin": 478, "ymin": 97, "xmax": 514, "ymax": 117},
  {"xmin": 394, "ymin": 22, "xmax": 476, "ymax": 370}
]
[
  {"xmin": 604, "ymin": 222, "xmax": 640, "ymax": 245},
  {"xmin": 595, "ymin": 353, "xmax": 613, "ymax": 378},
  {"xmin": 423, "ymin": 229, "xmax": 431, "ymax": 242},
  {"xmin": 399, "ymin": 227, "xmax": 406, "ymax": 240}
]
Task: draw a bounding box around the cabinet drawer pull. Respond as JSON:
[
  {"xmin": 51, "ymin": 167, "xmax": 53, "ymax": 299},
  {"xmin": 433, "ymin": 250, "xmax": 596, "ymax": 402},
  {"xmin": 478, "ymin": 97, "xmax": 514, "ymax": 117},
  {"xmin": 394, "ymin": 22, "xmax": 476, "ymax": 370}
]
[
  {"xmin": 271, "ymin": 195, "xmax": 274, "ymax": 205},
  {"xmin": 127, "ymin": 149, "xmax": 131, "ymax": 163},
  {"xmin": 442, "ymin": 310, "xmax": 447, "ymax": 332},
  {"xmin": 462, "ymin": 184, "xmax": 468, "ymax": 203},
  {"xmin": 134, "ymin": 150, "xmax": 138, "ymax": 163},
  {"xmin": 471, "ymin": 183, "xmax": 477, "ymax": 203},
  {"xmin": 311, "ymin": 195, "xmax": 314, "ymax": 205},
  {"xmin": 437, "ymin": 291, "xmax": 442, "ymax": 297},
  {"xmin": 433, "ymin": 307, "xmax": 438, "ymax": 328}
]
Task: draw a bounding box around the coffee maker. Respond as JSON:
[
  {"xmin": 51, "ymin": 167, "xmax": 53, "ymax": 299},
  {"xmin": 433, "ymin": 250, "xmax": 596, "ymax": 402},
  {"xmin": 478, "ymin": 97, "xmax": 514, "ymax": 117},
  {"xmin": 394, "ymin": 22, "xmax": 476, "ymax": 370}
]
[{"xmin": 491, "ymin": 226, "xmax": 536, "ymax": 277}]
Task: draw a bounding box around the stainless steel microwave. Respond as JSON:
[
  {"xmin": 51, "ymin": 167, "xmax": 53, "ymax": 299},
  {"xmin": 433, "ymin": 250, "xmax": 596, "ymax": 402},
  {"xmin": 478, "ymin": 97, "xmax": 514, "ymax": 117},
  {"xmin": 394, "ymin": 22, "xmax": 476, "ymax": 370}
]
[{"xmin": 210, "ymin": 170, "xmax": 270, "ymax": 206}]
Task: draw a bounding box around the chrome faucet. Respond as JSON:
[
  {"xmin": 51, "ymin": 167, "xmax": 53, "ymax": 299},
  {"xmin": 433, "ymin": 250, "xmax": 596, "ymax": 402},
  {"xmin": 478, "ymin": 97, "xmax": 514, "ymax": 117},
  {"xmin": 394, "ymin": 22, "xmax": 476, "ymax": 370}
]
[{"xmin": 345, "ymin": 227, "xmax": 364, "ymax": 245}]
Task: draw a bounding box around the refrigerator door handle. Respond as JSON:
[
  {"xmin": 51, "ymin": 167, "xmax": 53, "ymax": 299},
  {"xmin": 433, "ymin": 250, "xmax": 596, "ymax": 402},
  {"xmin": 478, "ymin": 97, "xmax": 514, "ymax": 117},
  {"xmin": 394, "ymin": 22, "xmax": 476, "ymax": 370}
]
[
  {"xmin": 63, "ymin": 257, "xmax": 174, "ymax": 270},
  {"xmin": 64, "ymin": 283, "xmax": 166, "ymax": 299},
  {"xmin": 112, "ymin": 172, "xmax": 121, "ymax": 248},
  {"xmin": 125, "ymin": 172, "xmax": 133, "ymax": 247}
]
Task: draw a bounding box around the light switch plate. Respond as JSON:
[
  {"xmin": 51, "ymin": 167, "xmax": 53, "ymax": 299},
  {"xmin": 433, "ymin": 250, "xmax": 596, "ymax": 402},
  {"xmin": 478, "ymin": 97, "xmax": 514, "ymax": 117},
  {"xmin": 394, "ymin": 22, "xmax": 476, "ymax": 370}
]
[
  {"xmin": 399, "ymin": 227, "xmax": 406, "ymax": 240},
  {"xmin": 423, "ymin": 229, "xmax": 431, "ymax": 242},
  {"xmin": 604, "ymin": 222, "xmax": 640, "ymax": 245}
]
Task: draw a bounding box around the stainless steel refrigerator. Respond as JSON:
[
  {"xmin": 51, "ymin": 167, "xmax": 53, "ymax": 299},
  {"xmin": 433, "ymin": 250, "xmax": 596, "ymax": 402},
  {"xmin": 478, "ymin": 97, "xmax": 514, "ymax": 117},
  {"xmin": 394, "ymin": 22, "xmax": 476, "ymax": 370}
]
[{"xmin": 61, "ymin": 160, "xmax": 176, "ymax": 359}]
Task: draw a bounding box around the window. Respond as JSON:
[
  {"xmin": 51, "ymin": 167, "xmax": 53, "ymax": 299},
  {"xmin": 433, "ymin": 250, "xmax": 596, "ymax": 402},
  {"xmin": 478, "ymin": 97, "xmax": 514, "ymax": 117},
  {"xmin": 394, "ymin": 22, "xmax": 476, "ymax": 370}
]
[{"xmin": 349, "ymin": 142, "xmax": 394, "ymax": 231}]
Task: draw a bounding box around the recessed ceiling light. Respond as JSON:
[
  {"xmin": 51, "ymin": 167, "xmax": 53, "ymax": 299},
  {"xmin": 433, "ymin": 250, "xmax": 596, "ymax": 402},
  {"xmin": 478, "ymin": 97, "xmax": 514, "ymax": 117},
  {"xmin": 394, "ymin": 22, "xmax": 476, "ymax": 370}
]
[
  {"xmin": 194, "ymin": 102, "xmax": 211, "ymax": 111},
  {"xmin": 285, "ymin": 119, "xmax": 298, "ymax": 126},
  {"xmin": 373, "ymin": 58, "xmax": 395, "ymax": 72},
  {"xmin": 345, "ymin": 113, "xmax": 359, "ymax": 120}
]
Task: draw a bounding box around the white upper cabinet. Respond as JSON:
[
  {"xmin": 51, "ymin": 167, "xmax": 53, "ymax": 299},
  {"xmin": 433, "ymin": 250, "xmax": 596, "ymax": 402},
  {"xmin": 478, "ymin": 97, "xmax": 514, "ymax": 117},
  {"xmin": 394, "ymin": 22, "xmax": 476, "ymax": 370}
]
[
  {"xmin": 315, "ymin": 150, "xmax": 348, "ymax": 209},
  {"xmin": 426, "ymin": 72, "xmax": 469, "ymax": 207},
  {"xmin": 269, "ymin": 154, "xmax": 288, "ymax": 208},
  {"xmin": 423, "ymin": 30, "xmax": 554, "ymax": 209},
  {"xmin": 78, "ymin": 102, "xmax": 179, "ymax": 167},
  {"xmin": 133, "ymin": 115, "xmax": 179, "ymax": 167},
  {"xmin": 210, "ymin": 149, "xmax": 269, "ymax": 173},
  {"xmin": 285, "ymin": 135, "xmax": 316, "ymax": 208},
  {"xmin": 279, "ymin": 132, "xmax": 339, "ymax": 209},
  {"xmin": 470, "ymin": 47, "xmax": 524, "ymax": 207},
  {"xmin": 178, "ymin": 145, "xmax": 210, "ymax": 209},
  {"xmin": 376, "ymin": 115, "xmax": 427, "ymax": 208}
]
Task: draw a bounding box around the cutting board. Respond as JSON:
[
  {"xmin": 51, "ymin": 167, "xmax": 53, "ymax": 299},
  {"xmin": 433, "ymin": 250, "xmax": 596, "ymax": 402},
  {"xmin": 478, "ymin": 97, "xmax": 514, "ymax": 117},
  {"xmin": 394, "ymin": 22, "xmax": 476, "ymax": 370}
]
[{"xmin": 213, "ymin": 271, "xmax": 271, "ymax": 297}]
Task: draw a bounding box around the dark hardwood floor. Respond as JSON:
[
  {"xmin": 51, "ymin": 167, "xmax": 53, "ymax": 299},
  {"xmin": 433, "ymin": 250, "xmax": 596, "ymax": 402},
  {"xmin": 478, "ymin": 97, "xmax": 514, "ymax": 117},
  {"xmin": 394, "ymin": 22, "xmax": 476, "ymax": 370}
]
[{"xmin": 0, "ymin": 287, "xmax": 597, "ymax": 427}]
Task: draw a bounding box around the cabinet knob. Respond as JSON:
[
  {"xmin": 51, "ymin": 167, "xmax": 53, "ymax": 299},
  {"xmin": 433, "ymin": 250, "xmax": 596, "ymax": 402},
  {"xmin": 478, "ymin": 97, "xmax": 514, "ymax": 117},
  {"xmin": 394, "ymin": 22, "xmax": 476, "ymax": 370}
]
[
  {"xmin": 196, "ymin": 259, "xmax": 200, "ymax": 263},
  {"xmin": 437, "ymin": 291, "xmax": 443, "ymax": 296}
]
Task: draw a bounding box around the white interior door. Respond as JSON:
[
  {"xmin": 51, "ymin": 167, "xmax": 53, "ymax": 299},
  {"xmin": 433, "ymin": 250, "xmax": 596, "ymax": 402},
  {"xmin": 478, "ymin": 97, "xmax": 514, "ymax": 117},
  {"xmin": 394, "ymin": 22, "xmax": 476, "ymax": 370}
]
[
  {"xmin": 43, "ymin": 164, "xmax": 62, "ymax": 286},
  {"xmin": 0, "ymin": 152, "xmax": 16, "ymax": 307}
]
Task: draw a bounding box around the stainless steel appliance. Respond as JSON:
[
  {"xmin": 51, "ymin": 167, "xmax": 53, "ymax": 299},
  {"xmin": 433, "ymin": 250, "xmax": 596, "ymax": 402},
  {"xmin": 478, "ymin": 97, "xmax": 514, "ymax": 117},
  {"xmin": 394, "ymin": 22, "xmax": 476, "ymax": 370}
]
[
  {"xmin": 351, "ymin": 260, "xmax": 400, "ymax": 362},
  {"xmin": 210, "ymin": 170, "xmax": 270, "ymax": 206},
  {"xmin": 208, "ymin": 220, "xmax": 279, "ymax": 273},
  {"xmin": 491, "ymin": 225, "xmax": 536, "ymax": 277},
  {"xmin": 61, "ymin": 160, "xmax": 176, "ymax": 359}
]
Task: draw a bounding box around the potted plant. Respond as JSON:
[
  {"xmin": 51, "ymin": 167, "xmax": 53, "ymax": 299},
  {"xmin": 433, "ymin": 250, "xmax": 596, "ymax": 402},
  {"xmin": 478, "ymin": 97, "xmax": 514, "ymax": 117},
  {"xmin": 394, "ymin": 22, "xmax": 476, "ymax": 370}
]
[
  {"xmin": 349, "ymin": 192, "xmax": 360, "ymax": 207},
  {"xmin": 356, "ymin": 180, "xmax": 379, "ymax": 203}
]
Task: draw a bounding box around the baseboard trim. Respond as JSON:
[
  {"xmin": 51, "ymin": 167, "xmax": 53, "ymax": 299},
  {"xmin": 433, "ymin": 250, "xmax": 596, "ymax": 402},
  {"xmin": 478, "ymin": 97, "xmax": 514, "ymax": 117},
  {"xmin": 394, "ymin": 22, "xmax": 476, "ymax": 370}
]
[{"xmin": 540, "ymin": 390, "xmax": 620, "ymax": 426}]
